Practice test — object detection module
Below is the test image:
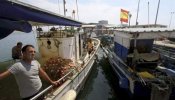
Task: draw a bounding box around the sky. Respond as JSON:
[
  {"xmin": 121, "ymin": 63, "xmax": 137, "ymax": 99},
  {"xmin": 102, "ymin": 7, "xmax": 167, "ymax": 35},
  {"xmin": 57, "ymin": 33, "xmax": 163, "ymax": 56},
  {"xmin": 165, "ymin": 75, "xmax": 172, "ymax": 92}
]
[{"xmin": 19, "ymin": 0, "xmax": 175, "ymax": 27}]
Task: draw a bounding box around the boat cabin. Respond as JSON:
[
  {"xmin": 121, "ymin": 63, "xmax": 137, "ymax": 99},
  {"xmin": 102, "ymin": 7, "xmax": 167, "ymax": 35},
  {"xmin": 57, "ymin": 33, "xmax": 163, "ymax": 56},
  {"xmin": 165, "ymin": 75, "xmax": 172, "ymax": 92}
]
[
  {"xmin": 113, "ymin": 28, "xmax": 175, "ymax": 70},
  {"xmin": 36, "ymin": 27, "xmax": 83, "ymax": 64}
]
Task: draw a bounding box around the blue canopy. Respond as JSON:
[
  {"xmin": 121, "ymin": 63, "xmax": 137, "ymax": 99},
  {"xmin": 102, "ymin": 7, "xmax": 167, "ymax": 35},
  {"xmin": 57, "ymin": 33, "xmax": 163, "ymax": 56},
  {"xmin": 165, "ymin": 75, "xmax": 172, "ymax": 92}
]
[{"xmin": 0, "ymin": 0, "xmax": 83, "ymax": 39}]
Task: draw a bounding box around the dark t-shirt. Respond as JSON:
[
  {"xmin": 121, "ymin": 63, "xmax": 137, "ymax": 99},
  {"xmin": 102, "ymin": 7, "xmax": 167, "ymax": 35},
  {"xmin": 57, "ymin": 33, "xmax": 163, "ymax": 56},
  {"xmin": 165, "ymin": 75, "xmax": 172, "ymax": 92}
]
[{"xmin": 12, "ymin": 46, "xmax": 22, "ymax": 59}]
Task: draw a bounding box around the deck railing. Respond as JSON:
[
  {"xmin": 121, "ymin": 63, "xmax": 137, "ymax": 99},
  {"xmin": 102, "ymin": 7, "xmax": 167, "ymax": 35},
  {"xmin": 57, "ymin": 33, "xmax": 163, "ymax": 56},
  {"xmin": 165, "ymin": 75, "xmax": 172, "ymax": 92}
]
[{"xmin": 30, "ymin": 69, "xmax": 75, "ymax": 100}]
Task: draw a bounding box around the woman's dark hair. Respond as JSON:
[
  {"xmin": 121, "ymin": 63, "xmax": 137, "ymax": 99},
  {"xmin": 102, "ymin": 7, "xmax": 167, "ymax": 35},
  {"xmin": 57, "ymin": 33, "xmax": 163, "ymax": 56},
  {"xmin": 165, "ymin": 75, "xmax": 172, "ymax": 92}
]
[{"xmin": 22, "ymin": 45, "xmax": 34, "ymax": 53}]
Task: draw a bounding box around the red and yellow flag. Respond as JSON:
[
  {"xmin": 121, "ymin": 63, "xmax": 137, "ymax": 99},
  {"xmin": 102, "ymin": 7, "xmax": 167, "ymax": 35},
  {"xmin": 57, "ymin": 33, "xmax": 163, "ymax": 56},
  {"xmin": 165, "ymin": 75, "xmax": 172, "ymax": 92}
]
[{"xmin": 120, "ymin": 9, "xmax": 129, "ymax": 23}]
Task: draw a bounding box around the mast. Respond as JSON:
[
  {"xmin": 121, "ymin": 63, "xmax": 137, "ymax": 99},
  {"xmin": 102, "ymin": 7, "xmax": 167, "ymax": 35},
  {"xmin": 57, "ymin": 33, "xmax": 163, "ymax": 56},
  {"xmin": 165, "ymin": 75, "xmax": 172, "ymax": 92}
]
[
  {"xmin": 58, "ymin": 0, "xmax": 60, "ymax": 14},
  {"xmin": 155, "ymin": 0, "xmax": 160, "ymax": 25},
  {"xmin": 76, "ymin": 0, "xmax": 79, "ymax": 20},
  {"xmin": 136, "ymin": 0, "xmax": 140, "ymax": 25},
  {"xmin": 169, "ymin": 12, "xmax": 175, "ymax": 28},
  {"xmin": 63, "ymin": 0, "xmax": 66, "ymax": 16},
  {"xmin": 148, "ymin": 1, "xmax": 149, "ymax": 25},
  {"xmin": 72, "ymin": 10, "xmax": 75, "ymax": 19}
]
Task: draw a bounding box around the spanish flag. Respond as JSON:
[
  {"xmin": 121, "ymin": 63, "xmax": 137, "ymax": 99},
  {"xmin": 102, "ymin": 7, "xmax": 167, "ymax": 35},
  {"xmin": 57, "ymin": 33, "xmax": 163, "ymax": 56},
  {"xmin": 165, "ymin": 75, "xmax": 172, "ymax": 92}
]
[{"xmin": 120, "ymin": 9, "xmax": 129, "ymax": 23}]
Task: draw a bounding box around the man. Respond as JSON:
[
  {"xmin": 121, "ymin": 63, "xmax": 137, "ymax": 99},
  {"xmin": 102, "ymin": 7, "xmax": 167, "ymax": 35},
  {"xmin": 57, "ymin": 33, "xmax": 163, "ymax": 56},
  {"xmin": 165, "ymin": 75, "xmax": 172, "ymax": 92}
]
[
  {"xmin": 12, "ymin": 42, "xmax": 23, "ymax": 59},
  {"xmin": 0, "ymin": 45, "xmax": 58, "ymax": 99},
  {"xmin": 87, "ymin": 39, "xmax": 94, "ymax": 55}
]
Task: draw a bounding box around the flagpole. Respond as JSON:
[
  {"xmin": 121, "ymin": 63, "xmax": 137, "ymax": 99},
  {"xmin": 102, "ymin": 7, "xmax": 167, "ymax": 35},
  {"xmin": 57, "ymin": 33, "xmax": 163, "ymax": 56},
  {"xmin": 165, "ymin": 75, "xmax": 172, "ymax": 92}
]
[{"xmin": 129, "ymin": 13, "xmax": 132, "ymax": 27}]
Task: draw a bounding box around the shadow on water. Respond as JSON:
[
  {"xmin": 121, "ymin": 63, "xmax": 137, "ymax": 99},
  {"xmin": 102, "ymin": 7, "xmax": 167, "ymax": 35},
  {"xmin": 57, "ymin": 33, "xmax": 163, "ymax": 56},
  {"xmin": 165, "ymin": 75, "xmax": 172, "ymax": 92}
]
[
  {"xmin": 76, "ymin": 62, "xmax": 99, "ymax": 99},
  {"xmin": 77, "ymin": 48, "xmax": 118, "ymax": 100},
  {"xmin": 100, "ymin": 56, "xmax": 130, "ymax": 100}
]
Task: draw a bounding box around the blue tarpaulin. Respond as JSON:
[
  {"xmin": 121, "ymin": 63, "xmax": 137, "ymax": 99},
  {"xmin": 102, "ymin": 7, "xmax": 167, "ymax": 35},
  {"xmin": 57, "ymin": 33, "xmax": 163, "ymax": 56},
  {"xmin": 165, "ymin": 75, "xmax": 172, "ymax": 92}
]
[{"xmin": 0, "ymin": 0, "xmax": 82, "ymax": 39}]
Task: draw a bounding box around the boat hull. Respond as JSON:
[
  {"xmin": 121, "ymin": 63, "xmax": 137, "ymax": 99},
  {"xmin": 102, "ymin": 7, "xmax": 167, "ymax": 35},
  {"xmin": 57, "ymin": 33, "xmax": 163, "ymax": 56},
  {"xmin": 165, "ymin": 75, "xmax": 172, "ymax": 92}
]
[
  {"xmin": 102, "ymin": 47, "xmax": 175, "ymax": 99},
  {"xmin": 52, "ymin": 56, "xmax": 96, "ymax": 99}
]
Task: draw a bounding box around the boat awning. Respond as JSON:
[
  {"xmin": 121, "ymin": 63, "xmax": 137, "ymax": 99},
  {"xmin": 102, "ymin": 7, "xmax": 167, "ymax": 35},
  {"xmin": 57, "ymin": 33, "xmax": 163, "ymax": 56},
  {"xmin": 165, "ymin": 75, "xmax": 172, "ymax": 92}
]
[
  {"xmin": 0, "ymin": 0, "xmax": 83, "ymax": 39},
  {"xmin": 0, "ymin": 0, "xmax": 82, "ymax": 26}
]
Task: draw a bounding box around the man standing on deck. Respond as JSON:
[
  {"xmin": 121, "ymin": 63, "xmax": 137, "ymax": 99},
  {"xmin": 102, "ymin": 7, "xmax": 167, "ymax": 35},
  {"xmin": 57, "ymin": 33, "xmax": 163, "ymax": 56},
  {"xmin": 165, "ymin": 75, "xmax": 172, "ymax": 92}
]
[
  {"xmin": 87, "ymin": 38, "xmax": 94, "ymax": 55},
  {"xmin": 12, "ymin": 42, "xmax": 23, "ymax": 59},
  {"xmin": 0, "ymin": 44, "xmax": 58, "ymax": 99}
]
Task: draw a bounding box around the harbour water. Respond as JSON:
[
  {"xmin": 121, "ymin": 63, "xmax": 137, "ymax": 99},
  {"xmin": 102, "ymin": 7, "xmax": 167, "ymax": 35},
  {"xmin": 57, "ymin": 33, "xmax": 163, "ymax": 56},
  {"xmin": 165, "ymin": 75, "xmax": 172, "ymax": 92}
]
[
  {"xmin": 77, "ymin": 48, "xmax": 131, "ymax": 100},
  {"xmin": 77, "ymin": 48, "xmax": 117, "ymax": 100}
]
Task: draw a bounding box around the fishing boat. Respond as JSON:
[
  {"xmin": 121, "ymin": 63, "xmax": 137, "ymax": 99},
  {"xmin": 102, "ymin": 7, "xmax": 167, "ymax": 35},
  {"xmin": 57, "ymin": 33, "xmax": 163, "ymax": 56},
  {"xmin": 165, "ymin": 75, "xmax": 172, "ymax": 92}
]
[
  {"xmin": 0, "ymin": 0, "xmax": 100, "ymax": 100},
  {"xmin": 102, "ymin": 28, "xmax": 175, "ymax": 100},
  {"xmin": 153, "ymin": 39, "xmax": 175, "ymax": 70}
]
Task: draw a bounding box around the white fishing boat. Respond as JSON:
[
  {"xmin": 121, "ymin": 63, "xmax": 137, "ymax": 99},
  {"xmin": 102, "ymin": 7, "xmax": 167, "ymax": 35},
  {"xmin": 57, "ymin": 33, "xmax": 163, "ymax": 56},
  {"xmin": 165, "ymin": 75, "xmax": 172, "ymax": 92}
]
[
  {"xmin": 0, "ymin": 0, "xmax": 100, "ymax": 100},
  {"xmin": 31, "ymin": 29, "xmax": 100, "ymax": 100}
]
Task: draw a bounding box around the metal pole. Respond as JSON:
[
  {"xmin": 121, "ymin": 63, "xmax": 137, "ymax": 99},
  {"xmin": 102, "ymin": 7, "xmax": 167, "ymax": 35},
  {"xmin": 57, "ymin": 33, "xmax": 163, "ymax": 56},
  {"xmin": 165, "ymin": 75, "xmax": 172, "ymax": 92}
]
[
  {"xmin": 63, "ymin": 0, "xmax": 67, "ymax": 30},
  {"xmin": 72, "ymin": 10, "xmax": 75, "ymax": 19},
  {"xmin": 76, "ymin": 0, "xmax": 79, "ymax": 20},
  {"xmin": 155, "ymin": 0, "xmax": 160, "ymax": 25},
  {"xmin": 136, "ymin": 0, "xmax": 140, "ymax": 25},
  {"xmin": 169, "ymin": 12, "xmax": 175, "ymax": 28},
  {"xmin": 58, "ymin": 0, "xmax": 60, "ymax": 14},
  {"xmin": 63, "ymin": 0, "xmax": 66, "ymax": 16},
  {"xmin": 148, "ymin": 1, "xmax": 149, "ymax": 25},
  {"xmin": 129, "ymin": 13, "xmax": 132, "ymax": 27}
]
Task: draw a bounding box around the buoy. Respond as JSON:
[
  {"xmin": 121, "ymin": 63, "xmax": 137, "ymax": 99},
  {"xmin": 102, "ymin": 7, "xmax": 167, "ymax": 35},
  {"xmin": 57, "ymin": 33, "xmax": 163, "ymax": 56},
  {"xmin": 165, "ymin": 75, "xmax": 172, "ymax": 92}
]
[{"xmin": 60, "ymin": 90, "xmax": 76, "ymax": 100}]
